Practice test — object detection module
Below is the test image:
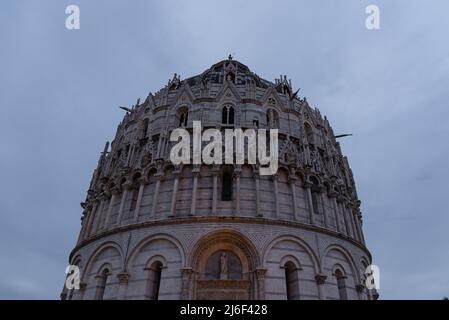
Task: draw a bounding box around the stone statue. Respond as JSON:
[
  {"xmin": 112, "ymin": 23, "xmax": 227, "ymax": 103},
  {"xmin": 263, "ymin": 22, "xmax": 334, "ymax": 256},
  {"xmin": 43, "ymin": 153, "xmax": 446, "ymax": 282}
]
[{"xmin": 220, "ymin": 252, "xmax": 228, "ymax": 279}]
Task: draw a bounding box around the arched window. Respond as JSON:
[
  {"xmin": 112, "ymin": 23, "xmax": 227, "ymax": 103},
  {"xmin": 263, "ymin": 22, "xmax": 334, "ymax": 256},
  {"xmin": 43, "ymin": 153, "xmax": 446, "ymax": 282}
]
[
  {"xmin": 141, "ymin": 118, "xmax": 149, "ymax": 139},
  {"xmin": 334, "ymin": 268, "xmax": 348, "ymax": 300},
  {"xmin": 311, "ymin": 192, "xmax": 319, "ymax": 214},
  {"xmin": 284, "ymin": 261, "xmax": 300, "ymax": 300},
  {"xmin": 145, "ymin": 261, "xmax": 163, "ymax": 300},
  {"xmin": 129, "ymin": 188, "xmax": 139, "ymax": 212},
  {"xmin": 253, "ymin": 118, "xmax": 259, "ymax": 128},
  {"xmin": 94, "ymin": 268, "xmax": 110, "ymax": 300},
  {"xmin": 179, "ymin": 111, "xmax": 188, "ymax": 127},
  {"xmin": 304, "ymin": 122, "xmax": 314, "ymax": 144},
  {"xmin": 310, "ymin": 177, "xmax": 320, "ymax": 214},
  {"xmin": 129, "ymin": 174, "xmax": 141, "ymax": 214},
  {"xmin": 221, "ymin": 172, "xmax": 233, "ymax": 201},
  {"xmin": 222, "ymin": 105, "xmax": 234, "ymax": 125},
  {"xmin": 266, "ymin": 109, "xmax": 279, "ymax": 128}
]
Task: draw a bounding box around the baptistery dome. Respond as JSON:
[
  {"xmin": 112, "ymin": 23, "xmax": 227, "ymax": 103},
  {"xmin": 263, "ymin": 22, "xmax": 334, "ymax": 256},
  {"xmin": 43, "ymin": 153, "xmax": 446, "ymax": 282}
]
[{"xmin": 61, "ymin": 57, "xmax": 375, "ymax": 300}]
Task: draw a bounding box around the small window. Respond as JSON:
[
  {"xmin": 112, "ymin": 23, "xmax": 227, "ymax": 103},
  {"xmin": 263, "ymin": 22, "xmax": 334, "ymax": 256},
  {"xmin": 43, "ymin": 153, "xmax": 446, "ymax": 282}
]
[
  {"xmin": 284, "ymin": 262, "xmax": 300, "ymax": 300},
  {"xmin": 222, "ymin": 105, "xmax": 235, "ymax": 125},
  {"xmin": 311, "ymin": 191, "xmax": 320, "ymax": 214},
  {"xmin": 146, "ymin": 261, "xmax": 163, "ymax": 300},
  {"xmin": 335, "ymin": 269, "xmax": 348, "ymax": 300},
  {"xmin": 94, "ymin": 268, "xmax": 110, "ymax": 300},
  {"xmin": 179, "ymin": 112, "xmax": 188, "ymax": 127},
  {"xmin": 129, "ymin": 188, "xmax": 139, "ymax": 212},
  {"xmin": 221, "ymin": 172, "xmax": 233, "ymax": 201}
]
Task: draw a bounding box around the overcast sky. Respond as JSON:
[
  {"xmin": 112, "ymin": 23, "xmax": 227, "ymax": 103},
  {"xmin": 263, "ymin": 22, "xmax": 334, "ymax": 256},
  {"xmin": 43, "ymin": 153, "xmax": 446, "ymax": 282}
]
[{"xmin": 1, "ymin": 0, "xmax": 448, "ymax": 299}]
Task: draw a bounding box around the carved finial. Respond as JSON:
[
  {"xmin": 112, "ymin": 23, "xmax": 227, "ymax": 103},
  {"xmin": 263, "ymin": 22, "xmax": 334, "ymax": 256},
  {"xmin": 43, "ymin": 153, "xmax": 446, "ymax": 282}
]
[{"xmin": 228, "ymin": 54, "xmax": 233, "ymax": 60}]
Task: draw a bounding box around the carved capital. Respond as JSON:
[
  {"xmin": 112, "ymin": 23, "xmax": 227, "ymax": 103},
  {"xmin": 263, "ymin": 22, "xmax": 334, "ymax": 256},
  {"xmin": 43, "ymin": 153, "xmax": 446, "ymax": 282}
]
[
  {"xmin": 110, "ymin": 186, "xmax": 121, "ymax": 196},
  {"xmin": 356, "ymin": 284, "xmax": 365, "ymax": 293},
  {"xmin": 138, "ymin": 176, "xmax": 149, "ymax": 185},
  {"xmin": 256, "ymin": 268, "xmax": 267, "ymax": 278},
  {"xmin": 79, "ymin": 282, "xmax": 87, "ymax": 291},
  {"xmin": 315, "ymin": 273, "xmax": 327, "ymax": 285},
  {"xmin": 117, "ymin": 272, "xmax": 131, "ymax": 284},
  {"xmin": 288, "ymin": 175, "xmax": 297, "ymax": 185},
  {"xmin": 181, "ymin": 268, "xmax": 194, "ymax": 279}
]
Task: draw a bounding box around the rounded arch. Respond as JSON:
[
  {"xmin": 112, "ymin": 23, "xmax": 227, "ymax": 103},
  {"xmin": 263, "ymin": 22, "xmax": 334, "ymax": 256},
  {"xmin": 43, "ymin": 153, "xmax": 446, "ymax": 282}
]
[
  {"xmin": 174, "ymin": 105, "xmax": 190, "ymax": 127},
  {"xmin": 144, "ymin": 165, "xmax": 158, "ymax": 180},
  {"xmin": 189, "ymin": 229, "xmax": 260, "ymax": 270},
  {"xmin": 332, "ymin": 263, "xmax": 347, "ymax": 277},
  {"xmin": 96, "ymin": 262, "xmax": 113, "ymax": 276},
  {"xmin": 70, "ymin": 254, "xmax": 83, "ymax": 267},
  {"xmin": 81, "ymin": 241, "xmax": 124, "ymax": 283},
  {"xmin": 144, "ymin": 255, "xmax": 168, "ymax": 270},
  {"xmin": 162, "ymin": 163, "xmax": 175, "ymax": 175},
  {"xmin": 262, "ymin": 235, "xmax": 320, "ymax": 273},
  {"xmin": 294, "ymin": 169, "xmax": 306, "ymax": 183},
  {"xmin": 280, "ymin": 255, "xmax": 303, "ymax": 270},
  {"xmin": 126, "ymin": 233, "xmax": 186, "ymax": 270},
  {"xmin": 321, "ymin": 244, "xmax": 360, "ymax": 284},
  {"xmin": 277, "ymin": 166, "xmax": 291, "ymax": 176},
  {"xmin": 307, "ymin": 174, "xmax": 321, "ymax": 187}
]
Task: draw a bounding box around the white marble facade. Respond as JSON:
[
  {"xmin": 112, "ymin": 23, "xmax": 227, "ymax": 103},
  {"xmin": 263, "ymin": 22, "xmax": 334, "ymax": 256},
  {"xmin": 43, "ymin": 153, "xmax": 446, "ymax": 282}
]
[{"xmin": 61, "ymin": 58, "xmax": 375, "ymax": 300}]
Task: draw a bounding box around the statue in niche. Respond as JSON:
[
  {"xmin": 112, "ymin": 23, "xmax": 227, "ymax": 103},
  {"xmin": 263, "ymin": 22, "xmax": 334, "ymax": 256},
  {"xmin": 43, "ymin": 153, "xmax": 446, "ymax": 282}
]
[{"xmin": 220, "ymin": 252, "xmax": 228, "ymax": 280}]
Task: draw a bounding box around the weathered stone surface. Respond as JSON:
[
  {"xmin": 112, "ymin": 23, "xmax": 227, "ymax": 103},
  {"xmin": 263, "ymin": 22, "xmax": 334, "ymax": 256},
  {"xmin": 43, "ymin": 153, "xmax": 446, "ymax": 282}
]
[{"xmin": 63, "ymin": 58, "xmax": 374, "ymax": 300}]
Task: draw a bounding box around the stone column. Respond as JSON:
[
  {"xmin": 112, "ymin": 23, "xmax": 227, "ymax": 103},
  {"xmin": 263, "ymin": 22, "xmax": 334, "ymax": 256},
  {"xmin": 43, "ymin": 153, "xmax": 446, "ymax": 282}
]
[
  {"xmin": 180, "ymin": 268, "xmax": 194, "ymax": 300},
  {"xmin": 349, "ymin": 208, "xmax": 358, "ymax": 241},
  {"xmin": 356, "ymin": 283, "xmax": 366, "ymax": 300},
  {"xmin": 85, "ymin": 201, "xmax": 99, "ymax": 238},
  {"xmin": 273, "ymin": 175, "xmax": 279, "ymax": 218},
  {"xmin": 117, "ymin": 272, "xmax": 130, "ymax": 300},
  {"xmin": 190, "ymin": 169, "xmax": 200, "ymax": 216},
  {"xmin": 82, "ymin": 202, "xmax": 96, "ymax": 240},
  {"xmin": 212, "ymin": 168, "xmax": 218, "ymax": 216},
  {"xmin": 78, "ymin": 281, "xmax": 87, "ymax": 300},
  {"xmin": 338, "ymin": 197, "xmax": 350, "ymax": 236},
  {"xmin": 344, "ymin": 203, "xmax": 354, "ymax": 238},
  {"xmin": 104, "ymin": 187, "xmax": 119, "ymax": 228},
  {"xmin": 330, "ymin": 192, "xmax": 341, "ymax": 233},
  {"xmin": 77, "ymin": 213, "xmax": 86, "ymax": 244},
  {"xmin": 151, "ymin": 174, "xmax": 162, "ymax": 218},
  {"xmin": 234, "ymin": 169, "xmax": 241, "ymax": 216},
  {"xmin": 315, "ymin": 273, "xmax": 327, "ymax": 300},
  {"xmin": 289, "ymin": 175, "xmax": 299, "ymax": 221},
  {"xmin": 255, "ymin": 172, "xmax": 261, "ymax": 217},
  {"xmin": 256, "ymin": 268, "xmax": 267, "ymax": 300},
  {"xmin": 117, "ymin": 183, "xmax": 132, "ymax": 224},
  {"xmin": 169, "ymin": 171, "xmax": 180, "ymax": 217},
  {"xmin": 304, "ymin": 181, "xmax": 315, "ymax": 225},
  {"xmin": 357, "ymin": 213, "xmax": 366, "ymax": 245},
  {"xmin": 93, "ymin": 197, "xmax": 107, "ymax": 233},
  {"xmin": 320, "ymin": 191, "xmax": 329, "ymax": 229},
  {"xmin": 133, "ymin": 177, "xmax": 148, "ymax": 222}
]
